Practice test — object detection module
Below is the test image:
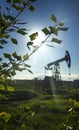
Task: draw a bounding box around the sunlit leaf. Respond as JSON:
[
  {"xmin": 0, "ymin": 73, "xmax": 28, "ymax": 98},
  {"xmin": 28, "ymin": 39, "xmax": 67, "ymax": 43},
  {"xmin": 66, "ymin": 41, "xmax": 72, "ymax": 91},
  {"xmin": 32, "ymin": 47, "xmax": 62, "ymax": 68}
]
[
  {"xmin": 58, "ymin": 27, "xmax": 69, "ymax": 31},
  {"xmin": 0, "ymin": 84, "xmax": 5, "ymax": 91},
  {"xmin": 7, "ymin": 86, "xmax": 14, "ymax": 92},
  {"xmin": 58, "ymin": 22, "xmax": 64, "ymax": 26},
  {"xmin": 11, "ymin": 38, "xmax": 18, "ymax": 45},
  {"xmin": 50, "ymin": 14, "xmax": 57, "ymax": 22},
  {"xmin": 52, "ymin": 38, "xmax": 62, "ymax": 44},
  {"xmin": 30, "ymin": 32, "xmax": 38, "ymax": 41},
  {"xmin": 0, "ymin": 112, "xmax": 11, "ymax": 123},
  {"xmin": 42, "ymin": 27, "xmax": 50, "ymax": 35},
  {"xmin": 49, "ymin": 26, "xmax": 58, "ymax": 35},
  {"xmin": 23, "ymin": 54, "xmax": 29, "ymax": 60},
  {"xmin": 4, "ymin": 53, "xmax": 11, "ymax": 59}
]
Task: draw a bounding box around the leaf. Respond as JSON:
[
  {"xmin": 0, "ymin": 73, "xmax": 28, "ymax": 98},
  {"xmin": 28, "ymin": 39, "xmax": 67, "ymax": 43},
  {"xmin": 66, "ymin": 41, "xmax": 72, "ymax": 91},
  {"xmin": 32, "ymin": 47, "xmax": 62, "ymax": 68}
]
[
  {"xmin": 0, "ymin": 57, "xmax": 2, "ymax": 61},
  {"xmin": 13, "ymin": 4, "xmax": 23, "ymax": 11},
  {"xmin": 24, "ymin": 63, "xmax": 30, "ymax": 68},
  {"xmin": 26, "ymin": 68, "xmax": 33, "ymax": 74},
  {"xmin": 27, "ymin": 42, "xmax": 33, "ymax": 49},
  {"xmin": 2, "ymin": 63, "xmax": 9, "ymax": 68},
  {"xmin": 58, "ymin": 22, "xmax": 64, "ymax": 26},
  {"xmin": 3, "ymin": 34, "xmax": 9, "ymax": 38},
  {"xmin": 0, "ymin": 112, "xmax": 11, "ymax": 123},
  {"xmin": 29, "ymin": 5, "xmax": 35, "ymax": 11},
  {"xmin": 30, "ymin": 32, "xmax": 38, "ymax": 41},
  {"xmin": 7, "ymin": 86, "xmax": 14, "ymax": 92},
  {"xmin": 0, "ymin": 39, "xmax": 7, "ymax": 44},
  {"xmin": 49, "ymin": 26, "xmax": 58, "ymax": 35},
  {"xmin": 17, "ymin": 67, "xmax": 26, "ymax": 71},
  {"xmin": 23, "ymin": 54, "xmax": 29, "ymax": 60},
  {"xmin": 52, "ymin": 38, "xmax": 62, "ymax": 44},
  {"xmin": 50, "ymin": 14, "xmax": 57, "ymax": 22},
  {"xmin": 58, "ymin": 27, "xmax": 69, "ymax": 31},
  {"xmin": 42, "ymin": 27, "xmax": 50, "ymax": 35},
  {"xmin": 0, "ymin": 45, "xmax": 3, "ymax": 49},
  {"xmin": 6, "ymin": 0, "xmax": 11, "ymax": 3},
  {"xmin": 11, "ymin": 38, "xmax": 18, "ymax": 45},
  {"xmin": 7, "ymin": 15, "xmax": 15, "ymax": 21},
  {"xmin": 17, "ymin": 29, "xmax": 27, "ymax": 35},
  {"xmin": 4, "ymin": 53, "xmax": 11, "ymax": 59},
  {"xmin": 12, "ymin": 52, "xmax": 22, "ymax": 61}
]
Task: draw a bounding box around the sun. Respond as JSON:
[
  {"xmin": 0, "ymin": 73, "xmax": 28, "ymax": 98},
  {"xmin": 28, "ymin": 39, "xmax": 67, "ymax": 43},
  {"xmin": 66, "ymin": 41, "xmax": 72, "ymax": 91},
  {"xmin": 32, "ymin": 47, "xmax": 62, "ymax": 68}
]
[{"xmin": 30, "ymin": 28, "xmax": 45, "ymax": 47}]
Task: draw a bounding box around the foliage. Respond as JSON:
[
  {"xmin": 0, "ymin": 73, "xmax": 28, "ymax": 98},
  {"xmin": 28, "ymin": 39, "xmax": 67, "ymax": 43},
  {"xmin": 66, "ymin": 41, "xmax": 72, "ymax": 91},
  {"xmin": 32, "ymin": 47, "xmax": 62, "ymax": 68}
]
[
  {"xmin": 0, "ymin": 82, "xmax": 79, "ymax": 129},
  {"xmin": 0, "ymin": 0, "xmax": 68, "ymax": 80}
]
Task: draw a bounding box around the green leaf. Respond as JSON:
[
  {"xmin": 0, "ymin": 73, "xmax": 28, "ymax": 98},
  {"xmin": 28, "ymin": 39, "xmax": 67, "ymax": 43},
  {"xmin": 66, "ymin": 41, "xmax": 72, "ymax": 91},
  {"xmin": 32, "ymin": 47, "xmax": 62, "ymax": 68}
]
[
  {"xmin": 30, "ymin": 32, "xmax": 38, "ymax": 41},
  {"xmin": 42, "ymin": 27, "xmax": 50, "ymax": 35},
  {"xmin": 50, "ymin": 14, "xmax": 57, "ymax": 22},
  {"xmin": 23, "ymin": 54, "xmax": 29, "ymax": 60},
  {"xmin": 49, "ymin": 26, "xmax": 58, "ymax": 35},
  {"xmin": 3, "ymin": 34, "xmax": 9, "ymax": 38},
  {"xmin": 2, "ymin": 63, "xmax": 9, "ymax": 68},
  {"xmin": 13, "ymin": 4, "xmax": 23, "ymax": 11},
  {"xmin": 4, "ymin": 53, "xmax": 11, "ymax": 59},
  {"xmin": 7, "ymin": 15, "xmax": 15, "ymax": 21},
  {"xmin": 27, "ymin": 42, "xmax": 33, "ymax": 49},
  {"xmin": 58, "ymin": 22, "xmax": 64, "ymax": 26},
  {"xmin": 7, "ymin": 86, "xmax": 14, "ymax": 92},
  {"xmin": 0, "ymin": 112, "xmax": 11, "ymax": 123},
  {"xmin": 29, "ymin": 5, "xmax": 35, "ymax": 11},
  {"xmin": 12, "ymin": 52, "xmax": 22, "ymax": 61},
  {"xmin": 17, "ymin": 67, "xmax": 26, "ymax": 71},
  {"xmin": 11, "ymin": 38, "xmax": 18, "ymax": 45},
  {"xmin": 0, "ymin": 39, "xmax": 7, "ymax": 44},
  {"xmin": 17, "ymin": 29, "xmax": 27, "ymax": 35},
  {"xmin": 58, "ymin": 27, "xmax": 69, "ymax": 31},
  {"xmin": 52, "ymin": 38, "xmax": 62, "ymax": 44}
]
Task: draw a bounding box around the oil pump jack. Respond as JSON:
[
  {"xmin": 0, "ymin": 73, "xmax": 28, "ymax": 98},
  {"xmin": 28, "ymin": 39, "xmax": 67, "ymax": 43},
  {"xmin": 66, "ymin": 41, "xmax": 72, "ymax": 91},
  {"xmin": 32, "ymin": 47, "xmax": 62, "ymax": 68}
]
[{"xmin": 45, "ymin": 50, "xmax": 71, "ymax": 81}]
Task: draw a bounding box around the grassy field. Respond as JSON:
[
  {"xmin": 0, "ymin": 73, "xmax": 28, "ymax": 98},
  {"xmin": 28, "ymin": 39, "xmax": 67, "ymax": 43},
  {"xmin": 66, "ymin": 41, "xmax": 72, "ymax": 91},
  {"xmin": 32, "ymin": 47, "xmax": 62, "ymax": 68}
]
[{"xmin": 0, "ymin": 79, "xmax": 79, "ymax": 130}]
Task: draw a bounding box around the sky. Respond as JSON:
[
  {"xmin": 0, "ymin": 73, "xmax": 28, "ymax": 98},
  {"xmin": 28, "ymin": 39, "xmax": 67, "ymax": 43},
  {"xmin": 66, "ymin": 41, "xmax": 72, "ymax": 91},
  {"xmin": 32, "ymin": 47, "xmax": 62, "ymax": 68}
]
[{"xmin": 0, "ymin": 0, "xmax": 79, "ymax": 81}]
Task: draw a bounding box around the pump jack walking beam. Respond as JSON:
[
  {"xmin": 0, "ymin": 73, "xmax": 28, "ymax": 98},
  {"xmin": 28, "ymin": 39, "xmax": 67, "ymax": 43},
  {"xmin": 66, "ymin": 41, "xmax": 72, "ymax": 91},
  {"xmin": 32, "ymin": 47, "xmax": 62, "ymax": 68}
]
[{"xmin": 46, "ymin": 50, "xmax": 71, "ymax": 69}]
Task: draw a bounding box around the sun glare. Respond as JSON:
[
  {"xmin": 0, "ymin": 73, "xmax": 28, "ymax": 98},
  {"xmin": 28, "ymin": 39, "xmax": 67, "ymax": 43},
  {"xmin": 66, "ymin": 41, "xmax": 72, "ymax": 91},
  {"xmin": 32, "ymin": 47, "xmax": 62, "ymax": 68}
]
[{"xmin": 30, "ymin": 28, "xmax": 45, "ymax": 47}]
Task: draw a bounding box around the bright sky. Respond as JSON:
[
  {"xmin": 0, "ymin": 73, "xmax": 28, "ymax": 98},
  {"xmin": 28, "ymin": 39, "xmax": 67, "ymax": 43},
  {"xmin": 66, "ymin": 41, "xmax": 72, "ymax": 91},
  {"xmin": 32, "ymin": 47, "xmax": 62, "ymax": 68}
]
[{"xmin": 1, "ymin": 0, "xmax": 79, "ymax": 80}]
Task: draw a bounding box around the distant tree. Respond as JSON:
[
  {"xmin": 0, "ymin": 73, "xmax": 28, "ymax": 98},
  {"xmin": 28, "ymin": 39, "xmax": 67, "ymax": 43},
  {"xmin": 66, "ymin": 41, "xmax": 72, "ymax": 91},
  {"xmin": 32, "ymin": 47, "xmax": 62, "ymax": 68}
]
[{"xmin": 0, "ymin": 0, "xmax": 68, "ymax": 82}]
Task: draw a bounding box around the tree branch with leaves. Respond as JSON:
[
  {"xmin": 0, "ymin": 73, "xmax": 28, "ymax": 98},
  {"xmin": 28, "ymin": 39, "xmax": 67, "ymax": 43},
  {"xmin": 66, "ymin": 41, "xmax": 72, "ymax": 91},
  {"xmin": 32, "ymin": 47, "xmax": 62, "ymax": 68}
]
[{"xmin": 0, "ymin": 0, "xmax": 68, "ymax": 81}]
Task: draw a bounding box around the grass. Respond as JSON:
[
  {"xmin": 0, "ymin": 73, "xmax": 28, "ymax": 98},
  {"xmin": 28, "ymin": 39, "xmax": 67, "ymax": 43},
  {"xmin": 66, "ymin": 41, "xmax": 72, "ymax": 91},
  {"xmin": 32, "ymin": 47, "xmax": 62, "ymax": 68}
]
[{"xmin": 0, "ymin": 80, "xmax": 79, "ymax": 129}]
